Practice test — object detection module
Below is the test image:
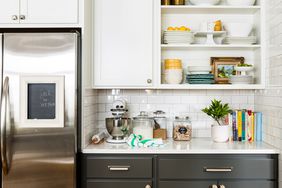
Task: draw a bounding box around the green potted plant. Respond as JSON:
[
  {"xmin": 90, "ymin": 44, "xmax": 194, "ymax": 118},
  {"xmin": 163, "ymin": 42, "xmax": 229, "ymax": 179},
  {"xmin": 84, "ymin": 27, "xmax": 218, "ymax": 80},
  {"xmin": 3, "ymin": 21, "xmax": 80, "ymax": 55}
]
[{"xmin": 202, "ymin": 99, "xmax": 232, "ymax": 142}]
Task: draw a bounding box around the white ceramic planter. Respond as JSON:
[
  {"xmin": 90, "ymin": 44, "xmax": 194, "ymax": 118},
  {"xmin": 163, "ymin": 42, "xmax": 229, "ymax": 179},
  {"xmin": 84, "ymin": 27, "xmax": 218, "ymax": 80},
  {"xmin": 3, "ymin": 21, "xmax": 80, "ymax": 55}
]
[{"xmin": 211, "ymin": 124, "xmax": 229, "ymax": 143}]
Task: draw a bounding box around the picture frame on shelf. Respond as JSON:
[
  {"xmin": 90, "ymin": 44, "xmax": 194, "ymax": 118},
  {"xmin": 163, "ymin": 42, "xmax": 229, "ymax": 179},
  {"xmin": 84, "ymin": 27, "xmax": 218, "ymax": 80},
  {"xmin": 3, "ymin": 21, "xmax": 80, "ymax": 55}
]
[
  {"xmin": 20, "ymin": 75, "xmax": 65, "ymax": 128},
  {"xmin": 211, "ymin": 57, "xmax": 244, "ymax": 84}
]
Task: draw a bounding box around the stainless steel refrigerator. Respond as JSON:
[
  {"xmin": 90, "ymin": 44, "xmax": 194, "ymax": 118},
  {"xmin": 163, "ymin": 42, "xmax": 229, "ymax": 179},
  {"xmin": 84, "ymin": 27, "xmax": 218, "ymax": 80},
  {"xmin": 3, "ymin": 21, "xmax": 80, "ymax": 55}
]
[{"xmin": 0, "ymin": 32, "xmax": 80, "ymax": 188}]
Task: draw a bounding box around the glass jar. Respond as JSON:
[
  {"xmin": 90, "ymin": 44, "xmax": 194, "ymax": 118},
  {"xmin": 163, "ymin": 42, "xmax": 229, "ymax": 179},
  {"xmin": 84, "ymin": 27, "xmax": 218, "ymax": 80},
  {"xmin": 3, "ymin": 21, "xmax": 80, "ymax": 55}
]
[
  {"xmin": 153, "ymin": 110, "xmax": 167, "ymax": 140},
  {"xmin": 173, "ymin": 116, "xmax": 192, "ymax": 141},
  {"xmin": 132, "ymin": 111, "xmax": 154, "ymax": 140}
]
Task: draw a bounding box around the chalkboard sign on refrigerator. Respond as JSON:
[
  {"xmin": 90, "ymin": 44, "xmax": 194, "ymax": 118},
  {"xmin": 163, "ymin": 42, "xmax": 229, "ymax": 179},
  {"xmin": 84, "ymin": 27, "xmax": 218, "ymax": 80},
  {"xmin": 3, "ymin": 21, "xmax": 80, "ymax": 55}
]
[
  {"xmin": 20, "ymin": 75, "xmax": 65, "ymax": 128},
  {"xmin": 27, "ymin": 83, "xmax": 56, "ymax": 120}
]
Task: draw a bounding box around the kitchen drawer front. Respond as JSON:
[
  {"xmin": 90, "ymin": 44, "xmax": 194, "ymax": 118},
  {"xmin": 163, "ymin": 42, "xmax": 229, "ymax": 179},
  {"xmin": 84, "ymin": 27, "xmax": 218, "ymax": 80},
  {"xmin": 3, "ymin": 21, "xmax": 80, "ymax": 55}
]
[
  {"xmin": 87, "ymin": 180, "xmax": 152, "ymax": 188},
  {"xmin": 220, "ymin": 180, "xmax": 276, "ymax": 188},
  {"xmin": 159, "ymin": 181, "xmax": 215, "ymax": 188},
  {"xmin": 158, "ymin": 155, "xmax": 276, "ymax": 180},
  {"xmin": 86, "ymin": 156, "xmax": 153, "ymax": 178}
]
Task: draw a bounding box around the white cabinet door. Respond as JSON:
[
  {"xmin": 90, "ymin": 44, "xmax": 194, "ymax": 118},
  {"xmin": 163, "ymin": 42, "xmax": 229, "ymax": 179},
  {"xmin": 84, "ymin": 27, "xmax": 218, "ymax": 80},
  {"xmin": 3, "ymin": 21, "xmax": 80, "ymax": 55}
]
[
  {"xmin": 0, "ymin": 0, "xmax": 19, "ymax": 24},
  {"xmin": 19, "ymin": 0, "xmax": 78, "ymax": 24},
  {"xmin": 93, "ymin": 0, "xmax": 154, "ymax": 87}
]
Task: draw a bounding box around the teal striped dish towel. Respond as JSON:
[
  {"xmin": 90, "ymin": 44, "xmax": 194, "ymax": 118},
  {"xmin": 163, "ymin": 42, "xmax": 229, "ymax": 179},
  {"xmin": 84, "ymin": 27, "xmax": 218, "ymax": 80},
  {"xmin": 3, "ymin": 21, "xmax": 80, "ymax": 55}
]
[{"xmin": 127, "ymin": 134, "xmax": 164, "ymax": 148}]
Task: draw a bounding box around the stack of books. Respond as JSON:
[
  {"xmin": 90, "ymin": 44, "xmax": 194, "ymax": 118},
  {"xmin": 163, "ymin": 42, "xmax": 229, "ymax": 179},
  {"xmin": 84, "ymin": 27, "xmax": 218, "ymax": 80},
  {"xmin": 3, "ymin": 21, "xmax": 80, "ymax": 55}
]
[{"xmin": 227, "ymin": 110, "xmax": 262, "ymax": 142}]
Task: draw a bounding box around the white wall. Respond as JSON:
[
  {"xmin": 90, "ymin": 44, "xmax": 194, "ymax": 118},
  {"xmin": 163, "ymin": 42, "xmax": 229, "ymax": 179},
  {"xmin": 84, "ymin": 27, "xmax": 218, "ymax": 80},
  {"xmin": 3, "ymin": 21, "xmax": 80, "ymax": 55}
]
[{"xmin": 254, "ymin": 0, "xmax": 282, "ymax": 185}]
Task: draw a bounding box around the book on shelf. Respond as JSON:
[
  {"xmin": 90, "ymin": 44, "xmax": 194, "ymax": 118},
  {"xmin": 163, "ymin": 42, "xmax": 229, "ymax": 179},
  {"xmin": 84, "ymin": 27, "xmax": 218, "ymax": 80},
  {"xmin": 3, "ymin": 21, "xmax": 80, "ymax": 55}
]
[{"xmin": 229, "ymin": 109, "xmax": 262, "ymax": 142}]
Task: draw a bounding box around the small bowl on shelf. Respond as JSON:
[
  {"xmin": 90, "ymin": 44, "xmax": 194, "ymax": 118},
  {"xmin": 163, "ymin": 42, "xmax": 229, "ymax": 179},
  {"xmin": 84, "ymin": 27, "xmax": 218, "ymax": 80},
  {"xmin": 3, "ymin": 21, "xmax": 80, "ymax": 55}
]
[
  {"xmin": 226, "ymin": 0, "xmax": 256, "ymax": 6},
  {"xmin": 230, "ymin": 75, "xmax": 253, "ymax": 84},
  {"xmin": 224, "ymin": 23, "xmax": 253, "ymax": 37},
  {"xmin": 189, "ymin": 0, "xmax": 221, "ymax": 6},
  {"xmin": 234, "ymin": 66, "xmax": 254, "ymax": 72}
]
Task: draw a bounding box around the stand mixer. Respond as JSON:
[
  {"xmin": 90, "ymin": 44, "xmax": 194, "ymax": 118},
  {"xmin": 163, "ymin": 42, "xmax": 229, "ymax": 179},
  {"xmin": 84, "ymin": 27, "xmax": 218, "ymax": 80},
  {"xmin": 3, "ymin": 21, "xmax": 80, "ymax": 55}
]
[{"xmin": 105, "ymin": 99, "xmax": 131, "ymax": 143}]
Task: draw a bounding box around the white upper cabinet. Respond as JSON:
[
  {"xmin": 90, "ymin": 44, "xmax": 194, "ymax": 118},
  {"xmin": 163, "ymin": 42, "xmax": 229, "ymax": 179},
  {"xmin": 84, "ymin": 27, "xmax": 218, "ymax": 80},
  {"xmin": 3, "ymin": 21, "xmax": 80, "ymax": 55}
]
[
  {"xmin": 0, "ymin": 0, "xmax": 78, "ymax": 25},
  {"xmin": 93, "ymin": 0, "xmax": 155, "ymax": 88},
  {"xmin": 0, "ymin": 0, "xmax": 20, "ymax": 24}
]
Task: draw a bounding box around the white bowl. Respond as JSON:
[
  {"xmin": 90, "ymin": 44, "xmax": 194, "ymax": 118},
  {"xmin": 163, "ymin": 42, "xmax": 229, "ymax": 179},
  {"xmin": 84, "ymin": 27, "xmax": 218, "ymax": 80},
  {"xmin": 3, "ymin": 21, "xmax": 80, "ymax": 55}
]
[
  {"xmin": 230, "ymin": 75, "xmax": 253, "ymax": 84},
  {"xmin": 234, "ymin": 66, "xmax": 254, "ymax": 72},
  {"xmin": 189, "ymin": 0, "xmax": 220, "ymax": 6},
  {"xmin": 224, "ymin": 23, "xmax": 253, "ymax": 37},
  {"xmin": 188, "ymin": 66, "xmax": 212, "ymax": 72},
  {"xmin": 226, "ymin": 0, "xmax": 256, "ymax": 6}
]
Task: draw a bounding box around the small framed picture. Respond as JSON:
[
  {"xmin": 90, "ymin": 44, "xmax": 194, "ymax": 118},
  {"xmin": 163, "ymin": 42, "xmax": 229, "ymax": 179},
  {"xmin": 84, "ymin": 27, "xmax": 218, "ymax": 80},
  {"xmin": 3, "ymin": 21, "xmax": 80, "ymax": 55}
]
[
  {"xmin": 20, "ymin": 75, "xmax": 65, "ymax": 128},
  {"xmin": 211, "ymin": 57, "xmax": 245, "ymax": 84}
]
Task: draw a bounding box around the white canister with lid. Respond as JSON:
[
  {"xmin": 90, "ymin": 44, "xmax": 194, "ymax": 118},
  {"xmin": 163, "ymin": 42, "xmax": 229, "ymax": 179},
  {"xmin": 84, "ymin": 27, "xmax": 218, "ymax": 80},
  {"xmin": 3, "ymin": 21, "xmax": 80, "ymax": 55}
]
[{"xmin": 132, "ymin": 112, "xmax": 154, "ymax": 140}]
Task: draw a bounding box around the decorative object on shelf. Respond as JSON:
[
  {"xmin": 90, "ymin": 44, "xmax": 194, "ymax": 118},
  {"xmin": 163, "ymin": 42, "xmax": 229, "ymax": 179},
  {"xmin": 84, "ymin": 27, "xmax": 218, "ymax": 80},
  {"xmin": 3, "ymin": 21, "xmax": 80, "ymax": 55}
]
[
  {"xmin": 20, "ymin": 75, "xmax": 65, "ymax": 128},
  {"xmin": 162, "ymin": 0, "xmax": 171, "ymax": 5},
  {"xmin": 214, "ymin": 20, "xmax": 222, "ymax": 31},
  {"xmin": 132, "ymin": 111, "xmax": 154, "ymax": 140},
  {"xmin": 202, "ymin": 99, "xmax": 232, "ymax": 143},
  {"xmin": 171, "ymin": 0, "xmax": 185, "ymax": 5},
  {"xmin": 189, "ymin": 0, "xmax": 221, "ymax": 6},
  {"xmin": 226, "ymin": 0, "xmax": 256, "ymax": 6},
  {"xmin": 153, "ymin": 110, "xmax": 167, "ymax": 140},
  {"xmin": 173, "ymin": 116, "xmax": 192, "ymax": 141},
  {"xmin": 211, "ymin": 57, "xmax": 245, "ymax": 84},
  {"xmin": 164, "ymin": 59, "xmax": 183, "ymax": 84},
  {"xmin": 224, "ymin": 23, "xmax": 253, "ymax": 37},
  {"xmin": 223, "ymin": 36, "xmax": 257, "ymax": 45},
  {"xmin": 230, "ymin": 63, "xmax": 254, "ymax": 84},
  {"xmin": 194, "ymin": 31, "xmax": 226, "ymax": 45}
]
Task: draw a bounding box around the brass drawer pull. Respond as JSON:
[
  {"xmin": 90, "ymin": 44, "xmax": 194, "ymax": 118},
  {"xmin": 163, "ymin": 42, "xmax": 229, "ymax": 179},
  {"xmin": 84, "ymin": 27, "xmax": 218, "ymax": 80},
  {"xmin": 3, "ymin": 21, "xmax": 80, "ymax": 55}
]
[
  {"xmin": 108, "ymin": 165, "xmax": 130, "ymax": 171},
  {"xmin": 204, "ymin": 167, "xmax": 233, "ymax": 172}
]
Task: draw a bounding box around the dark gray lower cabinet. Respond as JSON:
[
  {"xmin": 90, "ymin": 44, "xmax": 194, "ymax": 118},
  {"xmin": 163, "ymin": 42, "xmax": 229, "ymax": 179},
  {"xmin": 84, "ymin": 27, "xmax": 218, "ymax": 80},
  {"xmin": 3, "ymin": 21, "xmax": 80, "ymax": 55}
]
[
  {"xmin": 220, "ymin": 180, "xmax": 275, "ymax": 188},
  {"xmin": 159, "ymin": 181, "xmax": 215, "ymax": 188},
  {"xmin": 87, "ymin": 180, "xmax": 152, "ymax": 188},
  {"xmin": 81, "ymin": 154, "xmax": 278, "ymax": 188}
]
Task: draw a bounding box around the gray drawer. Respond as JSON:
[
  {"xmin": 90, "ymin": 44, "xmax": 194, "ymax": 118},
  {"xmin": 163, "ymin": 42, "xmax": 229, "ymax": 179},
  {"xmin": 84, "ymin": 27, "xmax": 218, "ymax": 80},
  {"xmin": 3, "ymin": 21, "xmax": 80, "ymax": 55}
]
[
  {"xmin": 87, "ymin": 180, "xmax": 152, "ymax": 188},
  {"xmin": 220, "ymin": 180, "xmax": 275, "ymax": 188},
  {"xmin": 159, "ymin": 181, "xmax": 215, "ymax": 188},
  {"xmin": 159, "ymin": 155, "xmax": 276, "ymax": 180},
  {"xmin": 159, "ymin": 181, "xmax": 275, "ymax": 188},
  {"xmin": 86, "ymin": 156, "xmax": 152, "ymax": 178}
]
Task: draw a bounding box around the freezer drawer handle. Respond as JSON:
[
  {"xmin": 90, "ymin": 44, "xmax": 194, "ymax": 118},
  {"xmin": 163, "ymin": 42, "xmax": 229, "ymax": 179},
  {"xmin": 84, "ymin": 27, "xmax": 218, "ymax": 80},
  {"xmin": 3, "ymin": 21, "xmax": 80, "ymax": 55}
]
[
  {"xmin": 0, "ymin": 77, "xmax": 10, "ymax": 175},
  {"xmin": 204, "ymin": 167, "xmax": 233, "ymax": 172},
  {"xmin": 108, "ymin": 165, "xmax": 130, "ymax": 171}
]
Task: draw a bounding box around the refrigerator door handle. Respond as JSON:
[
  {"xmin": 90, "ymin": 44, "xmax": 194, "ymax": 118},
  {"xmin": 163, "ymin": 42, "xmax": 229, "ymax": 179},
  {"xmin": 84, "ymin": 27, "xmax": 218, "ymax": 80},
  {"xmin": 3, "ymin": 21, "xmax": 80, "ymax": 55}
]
[{"xmin": 1, "ymin": 76, "xmax": 10, "ymax": 175}]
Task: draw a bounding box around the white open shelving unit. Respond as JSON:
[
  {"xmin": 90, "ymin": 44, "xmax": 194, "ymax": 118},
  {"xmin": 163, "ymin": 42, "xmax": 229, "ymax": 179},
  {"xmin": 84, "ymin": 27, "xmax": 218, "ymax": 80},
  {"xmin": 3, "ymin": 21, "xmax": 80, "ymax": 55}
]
[{"xmin": 157, "ymin": 0, "xmax": 266, "ymax": 90}]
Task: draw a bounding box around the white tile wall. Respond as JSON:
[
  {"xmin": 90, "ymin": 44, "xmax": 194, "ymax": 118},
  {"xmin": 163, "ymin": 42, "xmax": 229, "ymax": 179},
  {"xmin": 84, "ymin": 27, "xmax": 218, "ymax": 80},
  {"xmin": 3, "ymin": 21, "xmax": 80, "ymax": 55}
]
[
  {"xmin": 254, "ymin": 0, "xmax": 282, "ymax": 185},
  {"xmin": 82, "ymin": 89, "xmax": 98, "ymax": 147},
  {"xmin": 96, "ymin": 89, "xmax": 254, "ymax": 138}
]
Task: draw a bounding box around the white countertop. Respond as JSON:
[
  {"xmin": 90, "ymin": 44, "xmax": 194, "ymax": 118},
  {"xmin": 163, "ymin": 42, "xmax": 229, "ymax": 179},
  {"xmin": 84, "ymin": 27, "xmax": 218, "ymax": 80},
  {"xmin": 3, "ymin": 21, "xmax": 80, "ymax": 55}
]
[{"xmin": 82, "ymin": 138, "xmax": 279, "ymax": 154}]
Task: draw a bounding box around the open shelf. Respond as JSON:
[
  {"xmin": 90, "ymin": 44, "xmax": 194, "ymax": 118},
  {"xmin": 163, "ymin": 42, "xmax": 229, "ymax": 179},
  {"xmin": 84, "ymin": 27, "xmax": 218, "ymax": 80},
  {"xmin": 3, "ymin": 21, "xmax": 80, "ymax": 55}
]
[
  {"xmin": 158, "ymin": 84, "xmax": 264, "ymax": 90},
  {"xmin": 161, "ymin": 44, "xmax": 261, "ymax": 50},
  {"xmin": 161, "ymin": 5, "xmax": 261, "ymax": 14}
]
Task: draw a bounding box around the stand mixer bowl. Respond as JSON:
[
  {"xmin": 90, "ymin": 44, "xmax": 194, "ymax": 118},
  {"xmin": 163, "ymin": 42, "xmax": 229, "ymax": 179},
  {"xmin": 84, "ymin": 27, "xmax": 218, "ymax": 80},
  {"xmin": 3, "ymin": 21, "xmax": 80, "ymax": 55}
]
[{"xmin": 106, "ymin": 118, "xmax": 131, "ymax": 140}]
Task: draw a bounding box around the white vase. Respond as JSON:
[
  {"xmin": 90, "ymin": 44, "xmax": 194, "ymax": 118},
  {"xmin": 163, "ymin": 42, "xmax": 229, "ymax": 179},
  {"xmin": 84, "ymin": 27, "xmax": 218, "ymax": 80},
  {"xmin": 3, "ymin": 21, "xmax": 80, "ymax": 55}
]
[{"xmin": 211, "ymin": 124, "xmax": 230, "ymax": 143}]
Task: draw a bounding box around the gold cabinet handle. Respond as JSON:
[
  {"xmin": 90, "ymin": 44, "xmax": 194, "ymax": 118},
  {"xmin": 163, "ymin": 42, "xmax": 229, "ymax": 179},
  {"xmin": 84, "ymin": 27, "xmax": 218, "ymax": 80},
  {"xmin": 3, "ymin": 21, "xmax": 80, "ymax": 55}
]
[
  {"xmin": 204, "ymin": 167, "xmax": 233, "ymax": 172},
  {"xmin": 210, "ymin": 185, "xmax": 218, "ymax": 188},
  {"xmin": 219, "ymin": 185, "xmax": 226, "ymax": 188},
  {"xmin": 108, "ymin": 165, "xmax": 130, "ymax": 171}
]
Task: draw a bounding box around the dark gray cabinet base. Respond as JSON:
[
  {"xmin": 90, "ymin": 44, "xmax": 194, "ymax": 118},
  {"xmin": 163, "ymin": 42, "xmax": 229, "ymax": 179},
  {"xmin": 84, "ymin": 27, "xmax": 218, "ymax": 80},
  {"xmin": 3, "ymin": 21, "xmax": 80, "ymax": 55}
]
[{"xmin": 81, "ymin": 154, "xmax": 278, "ymax": 188}]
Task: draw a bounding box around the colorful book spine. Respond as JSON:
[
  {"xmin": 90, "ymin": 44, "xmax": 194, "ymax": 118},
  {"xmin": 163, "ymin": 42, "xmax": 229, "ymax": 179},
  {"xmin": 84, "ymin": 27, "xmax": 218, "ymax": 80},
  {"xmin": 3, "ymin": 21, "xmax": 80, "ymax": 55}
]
[
  {"xmin": 237, "ymin": 110, "xmax": 242, "ymax": 141},
  {"xmin": 247, "ymin": 110, "xmax": 253, "ymax": 142},
  {"xmin": 255, "ymin": 112, "xmax": 263, "ymax": 141},
  {"xmin": 251, "ymin": 112, "xmax": 255, "ymax": 142},
  {"xmin": 232, "ymin": 111, "xmax": 237, "ymax": 141},
  {"xmin": 242, "ymin": 110, "xmax": 246, "ymax": 141}
]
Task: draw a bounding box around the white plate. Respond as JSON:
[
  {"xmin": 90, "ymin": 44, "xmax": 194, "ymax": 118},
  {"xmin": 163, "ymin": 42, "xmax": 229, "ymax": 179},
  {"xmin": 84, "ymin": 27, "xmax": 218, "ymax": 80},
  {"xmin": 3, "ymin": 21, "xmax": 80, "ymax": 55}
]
[
  {"xmin": 188, "ymin": 71, "xmax": 210, "ymax": 74},
  {"xmin": 188, "ymin": 66, "xmax": 212, "ymax": 72}
]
